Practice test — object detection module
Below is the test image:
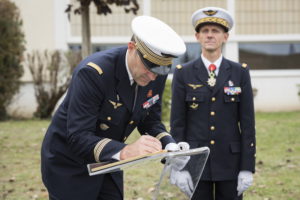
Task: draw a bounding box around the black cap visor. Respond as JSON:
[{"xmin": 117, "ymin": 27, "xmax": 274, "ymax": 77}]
[{"xmin": 137, "ymin": 50, "xmax": 172, "ymax": 75}]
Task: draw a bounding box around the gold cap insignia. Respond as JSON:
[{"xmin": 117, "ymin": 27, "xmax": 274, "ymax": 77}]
[
  {"xmin": 203, "ymin": 10, "xmax": 218, "ymax": 16},
  {"xmin": 188, "ymin": 84, "xmax": 203, "ymax": 90}
]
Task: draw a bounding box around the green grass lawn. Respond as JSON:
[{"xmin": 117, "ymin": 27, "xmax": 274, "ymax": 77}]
[{"xmin": 0, "ymin": 112, "xmax": 299, "ymax": 200}]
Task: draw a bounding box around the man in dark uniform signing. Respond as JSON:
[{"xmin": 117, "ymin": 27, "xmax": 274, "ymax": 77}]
[
  {"xmin": 41, "ymin": 16, "xmax": 187, "ymax": 200},
  {"xmin": 170, "ymin": 7, "xmax": 256, "ymax": 200}
]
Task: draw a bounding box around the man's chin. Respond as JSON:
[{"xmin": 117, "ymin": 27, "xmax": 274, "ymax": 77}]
[
  {"xmin": 136, "ymin": 80, "xmax": 150, "ymax": 87},
  {"xmin": 206, "ymin": 47, "xmax": 217, "ymax": 52}
]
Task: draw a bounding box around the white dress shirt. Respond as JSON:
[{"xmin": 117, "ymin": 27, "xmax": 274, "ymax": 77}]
[{"xmin": 201, "ymin": 54, "xmax": 223, "ymax": 76}]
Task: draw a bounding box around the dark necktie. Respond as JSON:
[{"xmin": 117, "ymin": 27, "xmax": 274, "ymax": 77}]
[{"xmin": 132, "ymin": 82, "xmax": 138, "ymax": 111}]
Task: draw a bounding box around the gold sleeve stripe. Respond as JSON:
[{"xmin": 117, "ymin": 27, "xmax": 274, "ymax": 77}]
[
  {"xmin": 94, "ymin": 138, "xmax": 112, "ymax": 162},
  {"xmin": 87, "ymin": 62, "xmax": 103, "ymax": 75},
  {"xmin": 156, "ymin": 132, "xmax": 171, "ymax": 140}
]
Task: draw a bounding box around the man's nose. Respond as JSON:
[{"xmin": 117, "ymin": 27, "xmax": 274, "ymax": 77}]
[
  {"xmin": 207, "ymin": 31, "xmax": 213, "ymax": 37},
  {"xmin": 148, "ymin": 71, "xmax": 157, "ymax": 81}
]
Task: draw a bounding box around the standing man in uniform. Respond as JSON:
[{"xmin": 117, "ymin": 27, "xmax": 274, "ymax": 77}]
[
  {"xmin": 41, "ymin": 16, "xmax": 187, "ymax": 200},
  {"xmin": 170, "ymin": 7, "xmax": 256, "ymax": 199}
]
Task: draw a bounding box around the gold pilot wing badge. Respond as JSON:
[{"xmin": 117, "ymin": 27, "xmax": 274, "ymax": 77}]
[
  {"xmin": 188, "ymin": 84, "xmax": 203, "ymax": 90},
  {"xmin": 109, "ymin": 100, "xmax": 122, "ymax": 109},
  {"xmin": 203, "ymin": 10, "xmax": 218, "ymax": 16}
]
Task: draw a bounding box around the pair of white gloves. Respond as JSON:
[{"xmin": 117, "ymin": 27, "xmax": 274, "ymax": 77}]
[
  {"xmin": 165, "ymin": 142, "xmax": 194, "ymax": 197},
  {"xmin": 165, "ymin": 142, "xmax": 254, "ymax": 197}
]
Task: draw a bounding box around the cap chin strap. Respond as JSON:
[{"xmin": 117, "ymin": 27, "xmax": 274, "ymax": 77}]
[
  {"xmin": 134, "ymin": 35, "xmax": 173, "ymax": 66},
  {"xmin": 136, "ymin": 50, "xmax": 171, "ymax": 75}
]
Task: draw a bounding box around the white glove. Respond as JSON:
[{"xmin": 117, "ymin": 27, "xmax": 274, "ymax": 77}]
[
  {"xmin": 178, "ymin": 142, "xmax": 190, "ymax": 151},
  {"xmin": 165, "ymin": 143, "xmax": 180, "ymax": 151},
  {"xmin": 237, "ymin": 171, "xmax": 253, "ymax": 196},
  {"xmin": 165, "ymin": 142, "xmax": 190, "ymax": 151},
  {"xmin": 170, "ymin": 169, "xmax": 194, "ymax": 197},
  {"xmin": 165, "ymin": 142, "xmax": 190, "ymax": 171}
]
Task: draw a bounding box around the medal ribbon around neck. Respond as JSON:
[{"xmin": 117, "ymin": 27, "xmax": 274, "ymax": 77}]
[{"xmin": 207, "ymin": 64, "xmax": 217, "ymax": 87}]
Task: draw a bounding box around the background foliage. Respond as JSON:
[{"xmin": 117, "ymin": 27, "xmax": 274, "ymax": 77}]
[
  {"xmin": 26, "ymin": 50, "xmax": 80, "ymax": 119},
  {"xmin": 0, "ymin": 0, "xmax": 25, "ymax": 120},
  {"xmin": 161, "ymin": 79, "xmax": 172, "ymax": 123},
  {"xmin": 0, "ymin": 112, "xmax": 299, "ymax": 200}
]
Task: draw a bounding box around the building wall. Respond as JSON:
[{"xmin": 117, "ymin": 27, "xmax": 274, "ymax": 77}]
[
  {"xmin": 6, "ymin": 0, "xmax": 300, "ymax": 118},
  {"xmin": 236, "ymin": 0, "xmax": 300, "ymax": 35},
  {"xmin": 12, "ymin": 0, "xmax": 56, "ymax": 82},
  {"xmin": 251, "ymin": 70, "xmax": 300, "ymax": 111}
]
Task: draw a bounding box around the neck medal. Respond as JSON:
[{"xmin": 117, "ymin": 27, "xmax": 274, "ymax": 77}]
[{"xmin": 207, "ymin": 64, "xmax": 216, "ymax": 87}]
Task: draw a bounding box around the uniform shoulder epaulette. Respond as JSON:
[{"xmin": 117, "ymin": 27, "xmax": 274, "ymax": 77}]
[
  {"xmin": 87, "ymin": 62, "xmax": 103, "ymax": 75},
  {"xmin": 176, "ymin": 64, "xmax": 183, "ymax": 69},
  {"xmin": 241, "ymin": 63, "xmax": 248, "ymax": 68}
]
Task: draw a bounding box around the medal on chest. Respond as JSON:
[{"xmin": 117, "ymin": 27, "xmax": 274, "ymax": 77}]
[{"xmin": 207, "ymin": 64, "xmax": 217, "ymax": 87}]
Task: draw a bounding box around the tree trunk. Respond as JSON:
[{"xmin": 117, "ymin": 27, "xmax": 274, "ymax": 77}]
[{"xmin": 81, "ymin": 3, "xmax": 91, "ymax": 58}]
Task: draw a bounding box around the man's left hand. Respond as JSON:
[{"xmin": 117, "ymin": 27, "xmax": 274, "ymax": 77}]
[
  {"xmin": 237, "ymin": 170, "xmax": 253, "ymax": 196},
  {"xmin": 170, "ymin": 169, "xmax": 194, "ymax": 197},
  {"xmin": 165, "ymin": 142, "xmax": 190, "ymax": 171}
]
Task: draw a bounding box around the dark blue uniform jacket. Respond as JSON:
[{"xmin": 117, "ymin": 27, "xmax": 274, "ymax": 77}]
[
  {"xmin": 41, "ymin": 47, "xmax": 175, "ymax": 199},
  {"xmin": 171, "ymin": 57, "xmax": 256, "ymax": 181}
]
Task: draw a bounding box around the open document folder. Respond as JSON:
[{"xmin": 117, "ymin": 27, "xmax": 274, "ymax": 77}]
[{"xmin": 87, "ymin": 147, "xmax": 210, "ymax": 199}]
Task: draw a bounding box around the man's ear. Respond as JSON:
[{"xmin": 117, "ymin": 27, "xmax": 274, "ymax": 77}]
[
  {"xmin": 224, "ymin": 32, "xmax": 229, "ymax": 42},
  {"xmin": 195, "ymin": 32, "xmax": 200, "ymax": 40}
]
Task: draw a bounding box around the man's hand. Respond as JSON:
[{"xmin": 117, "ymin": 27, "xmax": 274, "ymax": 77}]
[
  {"xmin": 120, "ymin": 135, "xmax": 162, "ymax": 160},
  {"xmin": 237, "ymin": 171, "xmax": 253, "ymax": 196},
  {"xmin": 170, "ymin": 169, "xmax": 194, "ymax": 197},
  {"xmin": 165, "ymin": 142, "xmax": 190, "ymax": 171},
  {"xmin": 165, "ymin": 142, "xmax": 190, "ymax": 152}
]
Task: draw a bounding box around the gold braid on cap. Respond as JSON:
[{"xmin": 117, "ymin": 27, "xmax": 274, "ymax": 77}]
[
  {"xmin": 134, "ymin": 35, "xmax": 173, "ymax": 66},
  {"xmin": 196, "ymin": 17, "xmax": 229, "ymax": 30}
]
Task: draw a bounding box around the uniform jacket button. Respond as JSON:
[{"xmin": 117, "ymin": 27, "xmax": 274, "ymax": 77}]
[
  {"xmin": 210, "ymin": 126, "xmax": 215, "ymax": 131},
  {"xmin": 210, "ymin": 140, "xmax": 215, "ymax": 145},
  {"xmin": 211, "ymin": 97, "xmax": 216, "ymax": 102}
]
